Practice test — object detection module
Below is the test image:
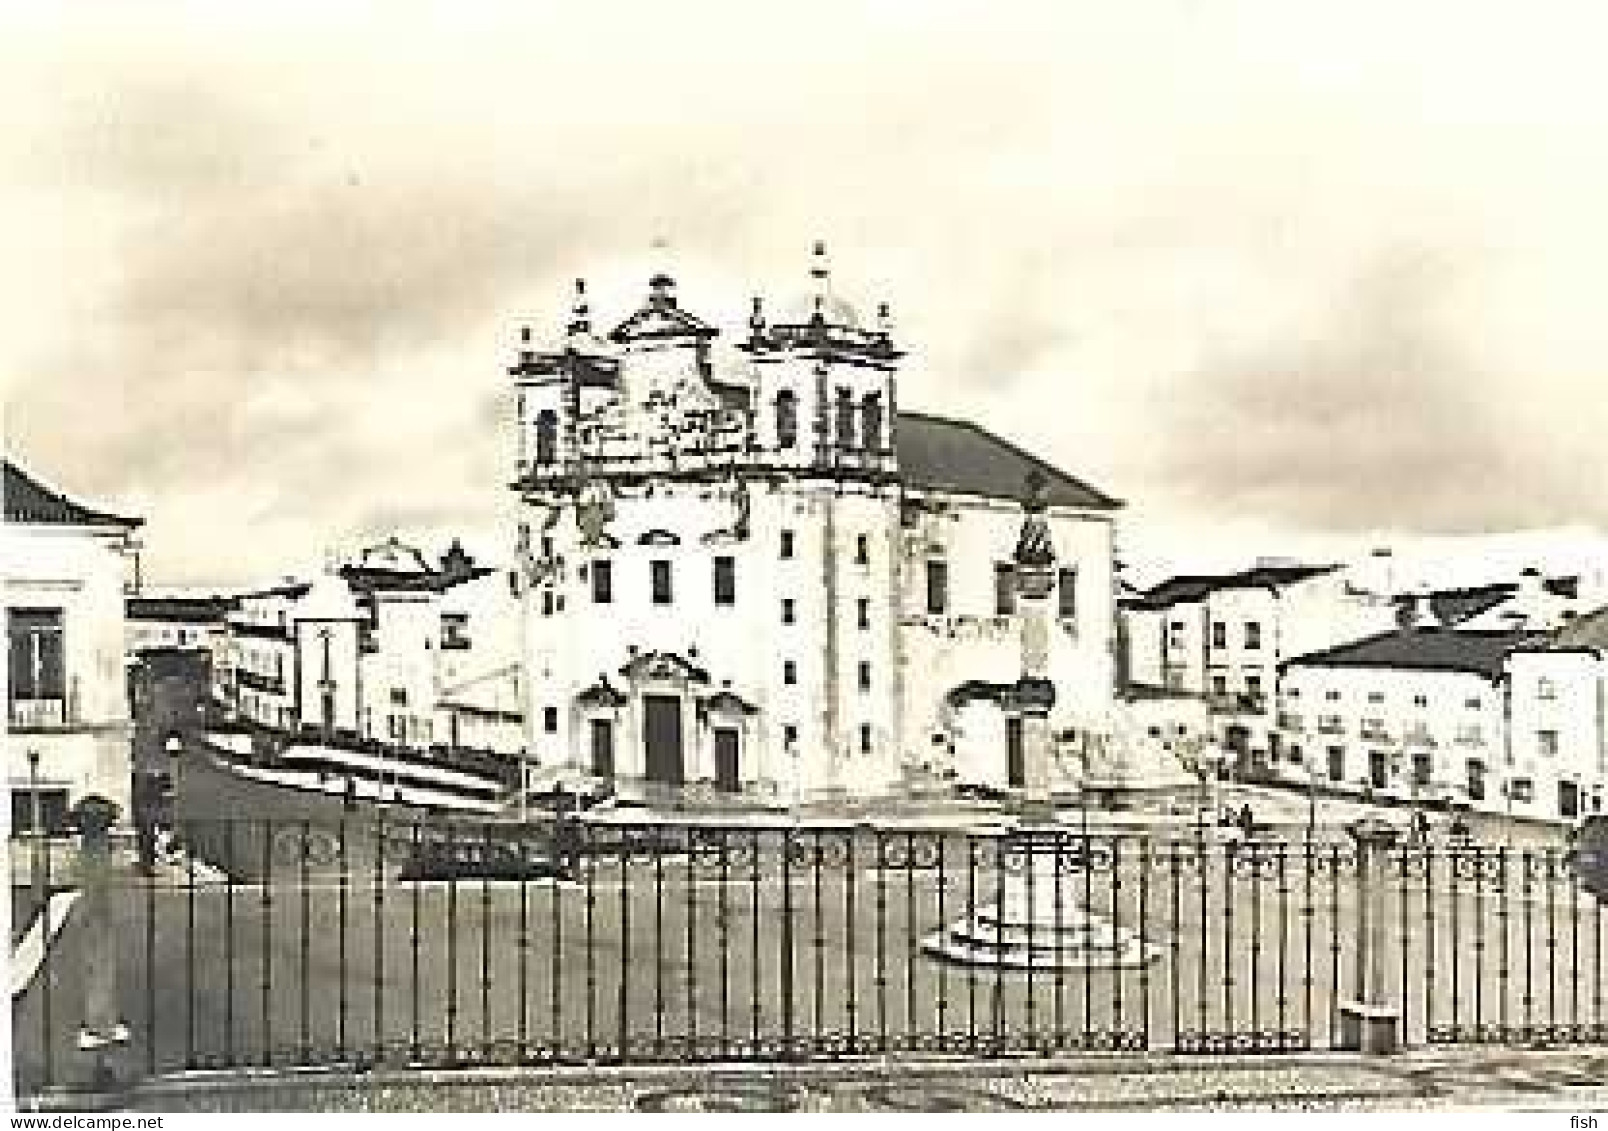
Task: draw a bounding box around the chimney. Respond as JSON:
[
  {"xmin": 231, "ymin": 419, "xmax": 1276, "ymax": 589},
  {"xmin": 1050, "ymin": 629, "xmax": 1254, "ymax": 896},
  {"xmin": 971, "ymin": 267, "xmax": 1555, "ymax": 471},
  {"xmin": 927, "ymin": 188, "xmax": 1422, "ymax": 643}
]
[{"xmin": 1407, "ymin": 591, "xmax": 1439, "ymax": 631}]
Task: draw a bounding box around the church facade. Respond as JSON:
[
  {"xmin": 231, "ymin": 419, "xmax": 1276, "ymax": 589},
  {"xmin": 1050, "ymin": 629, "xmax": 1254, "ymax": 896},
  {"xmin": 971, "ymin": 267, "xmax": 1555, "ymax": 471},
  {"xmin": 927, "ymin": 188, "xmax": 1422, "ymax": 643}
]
[{"xmin": 511, "ymin": 248, "xmax": 1122, "ymax": 804}]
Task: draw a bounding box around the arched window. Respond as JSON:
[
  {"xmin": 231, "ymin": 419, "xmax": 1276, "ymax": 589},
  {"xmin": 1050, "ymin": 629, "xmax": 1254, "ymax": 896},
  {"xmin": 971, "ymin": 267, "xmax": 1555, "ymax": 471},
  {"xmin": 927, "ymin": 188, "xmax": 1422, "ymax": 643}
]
[
  {"xmin": 835, "ymin": 387, "xmax": 855, "ymax": 449},
  {"xmin": 774, "ymin": 390, "xmax": 798, "ymax": 449},
  {"xmin": 535, "ymin": 409, "xmax": 558, "ymax": 465},
  {"xmin": 861, "ymin": 392, "xmax": 883, "ymax": 454}
]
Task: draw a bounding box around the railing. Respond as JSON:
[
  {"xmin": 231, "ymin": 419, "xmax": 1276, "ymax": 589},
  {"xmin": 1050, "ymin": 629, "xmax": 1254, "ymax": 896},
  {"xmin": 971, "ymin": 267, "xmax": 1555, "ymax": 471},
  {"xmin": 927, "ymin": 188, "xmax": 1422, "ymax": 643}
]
[
  {"xmin": 12, "ymin": 818, "xmax": 1608, "ymax": 1099},
  {"xmin": 8, "ymin": 697, "xmax": 69, "ymax": 730}
]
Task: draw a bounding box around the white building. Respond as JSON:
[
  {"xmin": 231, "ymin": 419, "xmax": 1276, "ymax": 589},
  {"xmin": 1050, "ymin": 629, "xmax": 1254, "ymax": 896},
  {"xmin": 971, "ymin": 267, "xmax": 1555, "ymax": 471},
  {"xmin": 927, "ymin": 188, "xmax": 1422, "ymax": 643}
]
[
  {"xmin": 1120, "ymin": 563, "xmax": 1399, "ymax": 777},
  {"xmin": 5, "ymin": 461, "xmax": 143, "ymax": 831},
  {"xmin": 1276, "ymin": 608, "xmax": 1608, "ymax": 822},
  {"xmin": 216, "ymin": 537, "xmax": 524, "ymax": 758},
  {"xmin": 510, "ymin": 249, "xmax": 1121, "ymax": 804},
  {"xmin": 126, "ymin": 593, "xmax": 238, "ymax": 656}
]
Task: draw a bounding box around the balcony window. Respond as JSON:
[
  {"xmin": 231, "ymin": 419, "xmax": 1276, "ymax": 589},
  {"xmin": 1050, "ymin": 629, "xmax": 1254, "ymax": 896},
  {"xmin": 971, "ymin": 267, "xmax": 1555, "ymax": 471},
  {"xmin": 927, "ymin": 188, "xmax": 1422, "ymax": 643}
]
[
  {"xmin": 774, "ymin": 390, "xmax": 798, "ymax": 449},
  {"xmin": 861, "ymin": 393, "xmax": 884, "ymax": 453},
  {"xmin": 10, "ymin": 789, "xmax": 69, "ymax": 836},
  {"xmin": 781, "ymin": 598, "xmax": 796, "ymax": 625},
  {"xmin": 835, "ymin": 388, "xmax": 856, "ymax": 449},
  {"xmin": 535, "ymin": 409, "xmax": 558, "ymax": 466},
  {"xmin": 1244, "ymin": 621, "xmax": 1261, "ymax": 650},
  {"xmin": 1560, "ymin": 780, "xmax": 1581, "ymax": 819},
  {"xmin": 856, "ymin": 598, "xmax": 870, "ymax": 630},
  {"xmin": 780, "ymin": 530, "xmax": 795, "ymax": 560},
  {"xmin": 1411, "ymin": 752, "xmax": 1432, "ymax": 788},
  {"xmin": 591, "ymin": 560, "xmax": 613, "ymax": 604},
  {"xmin": 8, "ymin": 609, "xmax": 65, "ymax": 717}
]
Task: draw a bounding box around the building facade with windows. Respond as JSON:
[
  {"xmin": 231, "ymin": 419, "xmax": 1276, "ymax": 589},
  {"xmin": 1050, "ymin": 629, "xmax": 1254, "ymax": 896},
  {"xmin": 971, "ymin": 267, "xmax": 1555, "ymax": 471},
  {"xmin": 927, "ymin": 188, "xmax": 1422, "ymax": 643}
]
[
  {"xmin": 510, "ymin": 250, "xmax": 1121, "ymax": 803},
  {"xmin": 5, "ymin": 461, "xmax": 143, "ymax": 831},
  {"xmin": 1275, "ymin": 613, "xmax": 1608, "ymax": 822},
  {"xmin": 215, "ymin": 537, "xmax": 523, "ymax": 757},
  {"xmin": 1121, "ymin": 564, "xmax": 1399, "ymax": 778}
]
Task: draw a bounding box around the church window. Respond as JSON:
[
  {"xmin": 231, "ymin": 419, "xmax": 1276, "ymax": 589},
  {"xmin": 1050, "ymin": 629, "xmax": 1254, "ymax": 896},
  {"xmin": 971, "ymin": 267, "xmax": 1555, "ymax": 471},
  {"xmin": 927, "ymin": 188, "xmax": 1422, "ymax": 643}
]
[
  {"xmin": 713, "ymin": 556, "xmax": 736, "ymax": 606},
  {"xmin": 926, "ymin": 560, "xmax": 949, "ymax": 615},
  {"xmin": 781, "ymin": 598, "xmax": 796, "ymax": 624},
  {"xmin": 854, "ymin": 534, "xmax": 870, "ymax": 565},
  {"xmin": 859, "ymin": 724, "xmax": 873, "ymax": 754},
  {"xmin": 861, "ymin": 393, "xmax": 884, "ymax": 453},
  {"xmin": 856, "ymin": 598, "xmax": 870, "ymax": 629},
  {"xmin": 775, "ymin": 390, "xmax": 798, "ymax": 449},
  {"xmin": 651, "ymin": 560, "xmax": 673, "ymax": 605},
  {"xmin": 783, "ymin": 660, "xmax": 798, "ymax": 685},
  {"xmin": 835, "ymin": 387, "xmax": 855, "ymax": 448},
  {"xmin": 780, "ymin": 530, "xmax": 795, "ymax": 559},
  {"xmin": 535, "ymin": 409, "xmax": 558, "ymax": 465}
]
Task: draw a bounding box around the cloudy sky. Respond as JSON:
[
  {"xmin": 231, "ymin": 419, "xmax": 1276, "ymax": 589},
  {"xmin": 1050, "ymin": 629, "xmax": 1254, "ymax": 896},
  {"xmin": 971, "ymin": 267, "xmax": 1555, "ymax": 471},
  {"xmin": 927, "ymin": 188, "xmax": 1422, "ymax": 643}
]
[{"xmin": 5, "ymin": 2, "xmax": 1608, "ymax": 587}]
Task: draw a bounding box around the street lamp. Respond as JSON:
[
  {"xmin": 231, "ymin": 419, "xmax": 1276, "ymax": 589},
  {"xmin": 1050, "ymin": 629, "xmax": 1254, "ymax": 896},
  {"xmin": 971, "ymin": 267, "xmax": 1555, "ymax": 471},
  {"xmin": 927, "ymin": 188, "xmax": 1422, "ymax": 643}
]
[{"xmin": 1308, "ymin": 761, "xmax": 1321, "ymax": 839}]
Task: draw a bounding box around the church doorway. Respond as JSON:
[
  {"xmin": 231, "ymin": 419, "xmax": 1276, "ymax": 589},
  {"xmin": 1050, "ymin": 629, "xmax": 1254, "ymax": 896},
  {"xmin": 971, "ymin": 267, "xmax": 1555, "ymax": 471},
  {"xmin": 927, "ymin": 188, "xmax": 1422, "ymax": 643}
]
[
  {"xmin": 714, "ymin": 728, "xmax": 740, "ymax": 793},
  {"xmin": 643, "ymin": 695, "xmax": 684, "ymax": 786}
]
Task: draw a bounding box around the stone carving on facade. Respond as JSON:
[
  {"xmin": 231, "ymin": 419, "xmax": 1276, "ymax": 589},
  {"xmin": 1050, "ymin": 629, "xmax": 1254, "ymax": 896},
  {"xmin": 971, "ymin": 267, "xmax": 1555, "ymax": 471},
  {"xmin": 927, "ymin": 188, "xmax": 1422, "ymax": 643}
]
[{"xmin": 575, "ymin": 477, "xmax": 617, "ymax": 549}]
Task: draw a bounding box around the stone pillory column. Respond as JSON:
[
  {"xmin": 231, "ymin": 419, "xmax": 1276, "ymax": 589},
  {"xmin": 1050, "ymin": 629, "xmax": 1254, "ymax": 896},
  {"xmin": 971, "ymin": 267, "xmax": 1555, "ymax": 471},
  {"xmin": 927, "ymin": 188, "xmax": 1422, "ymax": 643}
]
[
  {"xmin": 1338, "ymin": 815, "xmax": 1402, "ymax": 1054},
  {"xmin": 1013, "ymin": 471, "xmax": 1058, "ymax": 806},
  {"xmin": 74, "ymin": 795, "xmax": 132, "ymax": 1092}
]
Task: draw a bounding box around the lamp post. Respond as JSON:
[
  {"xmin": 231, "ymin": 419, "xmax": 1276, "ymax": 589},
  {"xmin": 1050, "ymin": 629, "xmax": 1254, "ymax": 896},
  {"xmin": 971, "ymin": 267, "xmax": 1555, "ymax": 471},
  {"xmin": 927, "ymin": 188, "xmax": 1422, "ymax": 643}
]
[
  {"xmin": 26, "ymin": 749, "xmax": 43, "ymax": 903},
  {"xmin": 1308, "ymin": 762, "xmax": 1320, "ymax": 839}
]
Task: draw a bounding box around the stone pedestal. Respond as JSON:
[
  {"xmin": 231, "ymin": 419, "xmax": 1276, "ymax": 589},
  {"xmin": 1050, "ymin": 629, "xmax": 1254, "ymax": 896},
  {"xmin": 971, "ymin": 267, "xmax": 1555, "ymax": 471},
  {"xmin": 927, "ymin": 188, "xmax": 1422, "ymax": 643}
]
[
  {"xmin": 922, "ymin": 856, "xmax": 1161, "ymax": 970},
  {"xmin": 1335, "ymin": 816, "xmax": 1402, "ymax": 1055}
]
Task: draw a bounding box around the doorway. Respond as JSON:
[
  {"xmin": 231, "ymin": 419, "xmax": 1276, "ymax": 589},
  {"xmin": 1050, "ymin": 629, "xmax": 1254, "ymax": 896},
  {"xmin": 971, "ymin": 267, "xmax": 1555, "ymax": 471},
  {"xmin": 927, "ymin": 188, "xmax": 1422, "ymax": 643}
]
[
  {"xmin": 714, "ymin": 728, "xmax": 740, "ymax": 793},
  {"xmin": 590, "ymin": 718, "xmax": 615, "ymax": 779},
  {"xmin": 643, "ymin": 695, "xmax": 684, "ymax": 786}
]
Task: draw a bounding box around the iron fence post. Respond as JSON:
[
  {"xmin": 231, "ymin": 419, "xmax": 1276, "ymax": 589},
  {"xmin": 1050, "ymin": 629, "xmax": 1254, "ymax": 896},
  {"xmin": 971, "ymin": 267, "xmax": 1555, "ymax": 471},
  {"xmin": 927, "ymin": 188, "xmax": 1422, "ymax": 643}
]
[{"xmin": 1337, "ymin": 816, "xmax": 1401, "ymax": 1053}]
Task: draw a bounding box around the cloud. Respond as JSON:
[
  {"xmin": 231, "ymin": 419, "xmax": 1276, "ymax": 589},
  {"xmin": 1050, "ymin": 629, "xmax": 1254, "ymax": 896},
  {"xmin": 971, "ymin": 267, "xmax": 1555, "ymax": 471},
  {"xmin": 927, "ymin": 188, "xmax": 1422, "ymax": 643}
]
[{"xmin": 6, "ymin": 4, "xmax": 1608, "ymax": 585}]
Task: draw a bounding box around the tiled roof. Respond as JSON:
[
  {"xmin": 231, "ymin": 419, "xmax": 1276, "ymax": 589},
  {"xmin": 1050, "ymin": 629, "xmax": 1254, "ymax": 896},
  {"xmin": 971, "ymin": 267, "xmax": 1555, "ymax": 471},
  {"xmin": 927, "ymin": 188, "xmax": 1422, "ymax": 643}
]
[
  {"xmin": 895, "ymin": 412, "xmax": 1122, "ymax": 511},
  {"xmin": 1553, "ymin": 606, "xmax": 1608, "ymax": 650},
  {"xmin": 4, "ymin": 461, "xmax": 141, "ymax": 528},
  {"xmin": 1127, "ymin": 564, "xmax": 1341, "ymax": 610},
  {"xmin": 127, "ymin": 595, "xmax": 239, "ymax": 623},
  {"xmin": 1392, "ymin": 578, "xmax": 1578, "ymax": 627},
  {"xmin": 1283, "ymin": 627, "xmax": 1538, "ymax": 680}
]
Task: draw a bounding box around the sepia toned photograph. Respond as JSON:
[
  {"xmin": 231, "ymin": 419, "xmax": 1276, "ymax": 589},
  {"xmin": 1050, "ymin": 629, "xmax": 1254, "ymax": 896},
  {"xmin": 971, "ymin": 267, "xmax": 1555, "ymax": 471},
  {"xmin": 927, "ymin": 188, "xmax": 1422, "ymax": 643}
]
[{"xmin": 5, "ymin": 1, "xmax": 1608, "ymax": 1117}]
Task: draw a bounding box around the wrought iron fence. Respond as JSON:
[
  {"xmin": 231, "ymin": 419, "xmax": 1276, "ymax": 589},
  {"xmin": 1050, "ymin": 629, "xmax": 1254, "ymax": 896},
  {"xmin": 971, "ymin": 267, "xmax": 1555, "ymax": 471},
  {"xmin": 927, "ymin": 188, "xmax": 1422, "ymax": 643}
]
[{"xmin": 11, "ymin": 818, "xmax": 1608, "ymax": 1096}]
